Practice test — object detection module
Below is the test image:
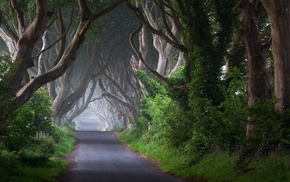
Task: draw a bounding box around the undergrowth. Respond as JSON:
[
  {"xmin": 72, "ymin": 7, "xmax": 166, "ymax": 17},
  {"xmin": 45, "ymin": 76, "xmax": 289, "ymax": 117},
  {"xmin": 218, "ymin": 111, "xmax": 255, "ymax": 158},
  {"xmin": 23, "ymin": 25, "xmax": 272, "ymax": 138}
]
[
  {"xmin": 0, "ymin": 127, "xmax": 76, "ymax": 182},
  {"xmin": 119, "ymin": 130, "xmax": 290, "ymax": 182}
]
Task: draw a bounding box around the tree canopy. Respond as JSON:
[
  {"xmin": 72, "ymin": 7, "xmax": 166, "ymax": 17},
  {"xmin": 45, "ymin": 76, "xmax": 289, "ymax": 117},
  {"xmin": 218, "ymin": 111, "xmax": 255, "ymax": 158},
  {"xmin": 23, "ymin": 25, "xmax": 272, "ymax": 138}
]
[{"xmin": 1, "ymin": 1, "xmax": 290, "ymax": 180}]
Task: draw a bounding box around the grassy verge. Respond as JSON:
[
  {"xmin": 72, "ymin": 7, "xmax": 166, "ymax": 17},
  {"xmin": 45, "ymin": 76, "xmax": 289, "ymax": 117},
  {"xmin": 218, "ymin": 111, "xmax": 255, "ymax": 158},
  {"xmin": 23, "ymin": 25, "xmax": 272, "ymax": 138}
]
[
  {"xmin": 0, "ymin": 127, "xmax": 76, "ymax": 182},
  {"xmin": 53, "ymin": 127, "xmax": 77, "ymax": 157},
  {"xmin": 119, "ymin": 130, "xmax": 290, "ymax": 182}
]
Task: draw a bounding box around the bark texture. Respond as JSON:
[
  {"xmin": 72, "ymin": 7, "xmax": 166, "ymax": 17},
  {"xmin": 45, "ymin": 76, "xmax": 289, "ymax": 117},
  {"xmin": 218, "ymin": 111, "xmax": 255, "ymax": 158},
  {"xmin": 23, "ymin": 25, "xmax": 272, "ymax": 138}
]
[
  {"xmin": 241, "ymin": 0, "xmax": 271, "ymax": 136},
  {"xmin": 262, "ymin": 0, "xmax": 290, "ymax": 112},
  {"xmin": 15, "ymin": 0, "xmax": 125, "ymax": 108}
]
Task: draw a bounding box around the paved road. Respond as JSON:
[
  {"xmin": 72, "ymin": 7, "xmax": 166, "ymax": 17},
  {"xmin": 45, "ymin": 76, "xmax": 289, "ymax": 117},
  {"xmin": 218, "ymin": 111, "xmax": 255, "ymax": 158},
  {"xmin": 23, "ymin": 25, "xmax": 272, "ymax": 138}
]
[{"xmin": 59, "ymin": 131, "xmax": 182, "ymax": 182}]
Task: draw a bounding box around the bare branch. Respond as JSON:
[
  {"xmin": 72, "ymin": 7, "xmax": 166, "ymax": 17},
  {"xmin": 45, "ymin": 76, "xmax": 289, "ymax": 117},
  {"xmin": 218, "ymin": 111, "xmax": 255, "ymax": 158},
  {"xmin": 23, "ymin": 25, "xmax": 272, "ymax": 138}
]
[
  {"xmin": 158, "ymin": 2, "xmax": 179, "ymax": 43},
  {"xmin": 127, "ymin": 1, "xmax": 186, "ymax": 52},
  {"xmin": 0, "ymin": 20, "xmax": 19, "ymax": 44},
  {"xmin": 10, "ymin": 0, "xmax": 26, "ymax": 34},
  {"xmin": 32, "ymin": 9, "xmax": 74, "ymax": 60},
  {"xmin": 103, "ymin": 72, "xmax": 135, "ymax": 106},
  {"xmin": 90, "ymin": 96, "xmax": 103, "ymax": 102},
  {"xmin": 99, "ymin": 78, "xmax": 137, "ymax": 117},
  {"xmin": 129, "ymin": 22, "xmax": 167, "ymax": 83},
  {"xmin": 0, "ymin": 27, "xmax": 15, "ymax": 54},
  {"xmin": 16, "ymin": 0, "xmax": 123, "ymax": 107}
]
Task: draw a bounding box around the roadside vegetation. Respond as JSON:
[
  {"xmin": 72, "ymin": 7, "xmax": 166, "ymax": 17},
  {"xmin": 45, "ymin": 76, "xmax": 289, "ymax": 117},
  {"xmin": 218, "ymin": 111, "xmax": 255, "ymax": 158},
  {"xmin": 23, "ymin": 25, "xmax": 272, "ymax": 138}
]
[
  {"xmin": 119, "ymin": 67, "xmax": 290, "ymax": 182},
  {"xmin": 120, "ymin": 130, "xmax": 290, "ymax": 182},
  {"xmin": 0, "ymin": 88, "xmax": 76, "ymax": 182},
  {"xmin": 1, "ymin": 1, "xmax": 290, "ymax": 182}
]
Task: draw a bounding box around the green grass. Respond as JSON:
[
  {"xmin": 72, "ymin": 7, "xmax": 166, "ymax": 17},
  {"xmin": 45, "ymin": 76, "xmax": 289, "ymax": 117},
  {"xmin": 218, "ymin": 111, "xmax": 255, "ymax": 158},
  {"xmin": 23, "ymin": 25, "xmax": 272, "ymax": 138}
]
[
  {"xmin": 178, "ymin": 153, "xmax": 240, "ymax": 181},
  {"xmin": 236, "ymin": 154, "xmax": 290, "ymax": 182},
  {"xmin": 8, "ymin": 160, "xmax": 68, "ymax": 182},
  {"xmin": 119, "ymin": 130, "xmax": 192, "ymax": 172},
  {"xmin": 0, "ymin": 127, "xmax": 76, "ymax": 182},
  {"xmin": 119, "ymin": 130, "xmax": 290, "ymax": 182},
  {"xmin": 53, "ymin": 127, "xmax": 77, "ymax": 157}
]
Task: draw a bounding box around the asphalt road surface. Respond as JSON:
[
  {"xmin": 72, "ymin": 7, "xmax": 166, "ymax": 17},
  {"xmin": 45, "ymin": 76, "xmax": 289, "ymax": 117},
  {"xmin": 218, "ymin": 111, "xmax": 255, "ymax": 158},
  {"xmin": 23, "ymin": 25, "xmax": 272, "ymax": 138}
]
[{"xmin": 59, "ymin": 131, "xmax": 183, "ymax": 182}]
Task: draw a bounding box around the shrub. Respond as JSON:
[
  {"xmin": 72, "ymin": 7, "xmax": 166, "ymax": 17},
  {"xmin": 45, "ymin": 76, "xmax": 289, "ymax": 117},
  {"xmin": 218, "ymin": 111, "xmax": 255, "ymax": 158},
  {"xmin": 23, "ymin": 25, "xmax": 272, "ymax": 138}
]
[
  {"xmin": 19, "ymin": 148, "xmax": 49, "ymax": 166},
  {"xmin": 4, "ymin": 88, "xmax": 54, "ymax": 151},
  {"xmin": 18, "ymin": 136, "xmax": 55, "ymax": 166}
]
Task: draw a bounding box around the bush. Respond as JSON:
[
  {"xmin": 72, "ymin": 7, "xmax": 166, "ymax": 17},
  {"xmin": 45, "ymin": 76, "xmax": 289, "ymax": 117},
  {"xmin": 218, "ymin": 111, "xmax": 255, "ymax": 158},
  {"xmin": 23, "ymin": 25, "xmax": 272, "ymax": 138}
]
[
  {"xmin": 53, "ymin": 127, "xmax": 76, "ymax": 157},
  {"xmin": 19, "ymin": 149, "xmax": 49, "ymax": 166},
  {"xmin": 130, "ymin": 116, "xmax": 149, "ymax": 137},
  {"xmin": 49, "ymin": 126, "xmax": 62, "ymax": 143},
  {"xmin": 4, "ymin": 88, "xmax": 54, "ymax": 151},
  {"xmin": 247, "ymin": 100, "xmax": 290, "ymax": 154},
  {"xmin": 0, "ymin": 51, "xmax": 17, "ymax": 123},
  {"xmin": 18, "ymin": 136, "xmax": 55, "ymax": 166}
]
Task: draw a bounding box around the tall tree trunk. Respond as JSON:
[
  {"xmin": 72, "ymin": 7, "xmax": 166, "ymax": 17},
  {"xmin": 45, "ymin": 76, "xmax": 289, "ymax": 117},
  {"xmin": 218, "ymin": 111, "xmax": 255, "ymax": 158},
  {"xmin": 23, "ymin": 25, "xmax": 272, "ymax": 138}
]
[
  {"xmin": 8, "ymin": 0, "xmax": 48, "ymax": 89},
  {"xmin": 241, "ymin": 0, "xmax": 271, "ymax": 136},
  {"xmin": 262, "ymin": 0, "xmax": 290, "ymax": 113}
]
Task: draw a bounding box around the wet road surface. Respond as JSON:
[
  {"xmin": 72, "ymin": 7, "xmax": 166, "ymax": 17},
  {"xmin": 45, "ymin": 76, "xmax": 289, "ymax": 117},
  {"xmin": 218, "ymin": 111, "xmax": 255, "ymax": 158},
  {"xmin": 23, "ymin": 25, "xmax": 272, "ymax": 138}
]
[{"xmin": 59, "ymin": 131, "xmax": 182, "ymax": 182}]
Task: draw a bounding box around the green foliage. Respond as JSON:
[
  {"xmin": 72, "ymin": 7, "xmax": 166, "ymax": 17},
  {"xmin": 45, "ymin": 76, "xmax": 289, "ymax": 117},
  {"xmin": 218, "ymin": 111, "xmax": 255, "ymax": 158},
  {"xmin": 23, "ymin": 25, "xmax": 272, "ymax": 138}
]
[
  {"xmin": 0, "ymin": 52, "xmax": 17, "ymax": 124},
  {"xmin": 134, "ymin": 67, "xmax": 248, "ymax": 157},
  {"xmin": 119, "ymin": 130, "xmax": 193, "ymax": 173},
  {"xmin": 124, "ymin": 0, "xmax": 289, "ymax": 181},
  {"xmin": 129, "ymin": 116, "xmax": 149, "ymax": 137},
  {"xmin": 13, "ymin": 160, "xmax": 68, "ymax": 182},
  {"xmin": 0, "ymin": 127, "xmax": 76, "ymax": 181},
  {"xmin": 133, "ymin": 69, "xmax": 194, "ymax": 147},
  {"xmin": 146, "ymin": 95, "xmax": 193, "ymax": 146},
  {"xmin": 16, "ymin": 137, "xmax": 55, "ymax": 166},
  {"xmin": 135, "ymin": 71, "xmax": 166, "ymax": 98},
  {"xmin": 0, "ymin": 87, "xmax": 62, "ymax": 168},
  {"xmin": 175, "ymin": 0, "xmax": 236, "ymax": 107},
  {"xmin": 178, "ymin": 152, "xmax": 239, "ymax": 181},
  {"xmin": 182, "ymin": 68, "xmax": 247, "ymax": 160},
  {"xmin": 0, "ymin": 52, "xmax": 12, "ymax": 79},
  {"xmin": 247, "ymin": 100, "xmax": 290, "ymax": 154},
  {"xmin": 86, "ymin": 21, "xmax": 105, "ymax": 43},
  {"xmin": 120, "ymin": 131, "xmax": 290, "ymax": 182},
  {"xmin": 28, "ymin": 88, "xmax": 54, "ymax": 134},
  {"xmin": 167, "ymin": 66, "xmax": 190, "ymax": 110},
  {"xmin": 53, "ymin": 127, "xmax": 76, "ymax": 157},
  {"xmin": 4, "ymin": 88, "xmax": 54, "ymax": 152}
]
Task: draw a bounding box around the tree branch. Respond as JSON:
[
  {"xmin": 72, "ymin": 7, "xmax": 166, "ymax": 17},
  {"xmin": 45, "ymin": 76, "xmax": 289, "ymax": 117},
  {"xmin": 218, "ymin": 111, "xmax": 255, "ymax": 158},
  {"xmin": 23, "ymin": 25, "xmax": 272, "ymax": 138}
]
[
  {"xmin": 0, "ymin": 20, "xmax": 19, "ymax": 45},
  {"xmin": 158, "ymin": 2, "xmax": 179, "ymax": 43},
  {"xmin": 91, "ymin": 0, "xmax": 126, "ymax": 22},
  {"xmin": 0, "ymin": 27, "xmax": 15, "ymax": 54},
  {"xmin": 8, "ymin": 0, "xmax": 48, "ymax": 89},
  {"xmin": 32, "ymin": 8, "xmax": 74, "ymax": 60},
  {"xmin": 129, "ymin": 22, "xmax": 167, "ymax": 83},
  {"xmin": 10, "ymin": 0, "xmax": 26, "ymax": 34},
  {"xmin": 127, "ymin": 1, "xmax": 186, "ymax": 52},
  {"xmin": 103, "ymin": 72, "xmax": 135, "ymax": 106},
  {"xmin": 98, "ymin": 78, "xmax": 137, "ymax": 116},
  {"xmin": 15, "ymin": 0, "xmax": 123, "ymax": 107}
]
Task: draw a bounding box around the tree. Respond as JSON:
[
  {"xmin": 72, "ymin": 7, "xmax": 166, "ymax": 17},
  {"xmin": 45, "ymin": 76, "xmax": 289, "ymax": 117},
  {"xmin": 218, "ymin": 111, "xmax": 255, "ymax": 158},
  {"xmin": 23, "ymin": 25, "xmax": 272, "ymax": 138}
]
[
  {"xmin": 52, "ymin": 44, "xmax": 98, "ymax": 125},
  {"xmin": 67, "ymin": 6, "xmax": 140, "ymax": 129},
  {"xmin": 127, "ymin": 0, "xmax": 186, "ymax": 83},
  {"xmin": 240, "ymin": 0, "xmax": 271, "ymax": 136},
  {"xmin": 0, "ymin": 0, "xmax": 125, "ymax": 121},
  {"xmin": 261, "ymin": 0, "xmax": 290, "ymax": 114}
]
